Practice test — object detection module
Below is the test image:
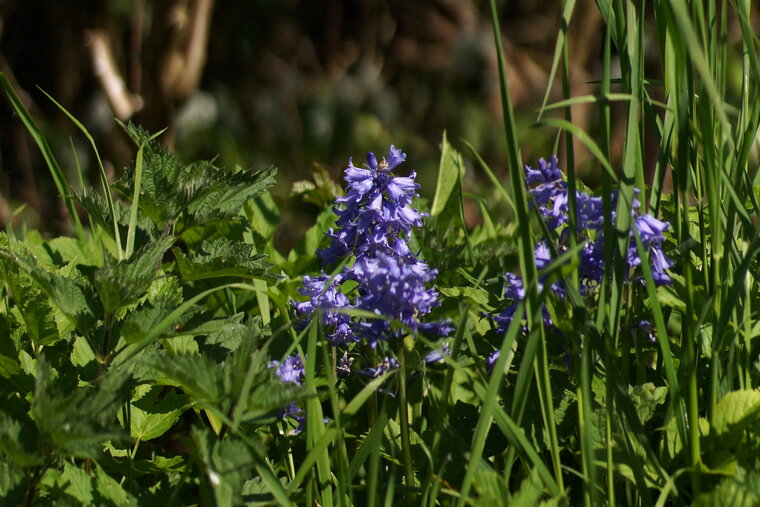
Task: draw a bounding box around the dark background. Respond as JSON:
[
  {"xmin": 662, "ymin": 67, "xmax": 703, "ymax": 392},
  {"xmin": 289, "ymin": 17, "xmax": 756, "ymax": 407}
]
[{"xmin": 0, "ymin": 0, "xmax": 755, "ymax": 247}]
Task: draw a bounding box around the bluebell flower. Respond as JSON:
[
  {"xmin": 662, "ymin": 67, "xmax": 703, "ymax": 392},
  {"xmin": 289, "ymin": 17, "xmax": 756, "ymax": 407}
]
[
  {"xmin": 273, "ymin": 354, "xmax": 305, "ymax": 384},
  {"xmin": 292, "ymin": 145, "xmax": 451, "ymax": 382},
  {"xmin": 423, "ymin": 342, "xmax": 451, "ymax": 364},
  {"xmin": 318, "ymin": 146, "xmax": 426, "ymax": 265},
  {"xmin": 485, "ymin": 350, "xmax": 500, "ymax": 371},
  {"xmin": 291, "ymin": 273, "xmax": 358, "ymax": 346},
  {"xmin": 491, "ymin": 156, "xmax": 673, "ymax": 357},
  {"xmin": 358, "ymin": 356, "xmax": 400, "ymax": 378},
  {"xmin": 271, "ymin": 354, "xmax": 306, "ymax": 432}
]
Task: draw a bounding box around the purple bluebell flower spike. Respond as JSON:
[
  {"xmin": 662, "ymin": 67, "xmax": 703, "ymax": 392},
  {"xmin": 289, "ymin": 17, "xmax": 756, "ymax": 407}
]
[{"xmin": 492, "ymin": 156, "xmax": 673, "ymax": 352}]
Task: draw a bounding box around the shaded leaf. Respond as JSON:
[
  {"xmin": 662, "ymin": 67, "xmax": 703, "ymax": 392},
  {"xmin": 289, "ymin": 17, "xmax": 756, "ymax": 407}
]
[
  {"xmin": 94, "ymin": 237, "xmax": 174, "ymax": 313},
  {"xmin": 713, "ymin": 390, "xmax": 760, "ymax": 435}
]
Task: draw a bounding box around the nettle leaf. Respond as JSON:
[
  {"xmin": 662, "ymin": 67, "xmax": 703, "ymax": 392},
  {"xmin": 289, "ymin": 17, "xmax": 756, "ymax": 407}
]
[
  {"xmin": 628, "ymin": 383, "xmax": 668, "ymax": 424},
  {"xmin": 116, "ymin": 123, "xmax": 184, "ymax": 223},
  {"xmin": 191, "ymin": 427, "xmax": 255, "ymax": 507},
  {"xmin": 0, "ymin": 321, "xmax": 22, "ymax": 380},
  {"xmin": 29, "ymin": 266, "xmax": 100, "ymax": 333},
  {"xmin": 119, "ymin": 304, "xmax": 200, "ymax": 344},
  {"xmin": 1, "ymin": 237, "xmax": 100, "ymax": 333},
  {"xmin": 692, "ymin": 476, "xmax": 760, "ymax": 507},
  {"xmin": 201, "ymin": 315, "xmax": 261, "ymax": 357},
  {"xmin": 0, "ymin": 412, "xmax": 43, "ymax": 467},
  {"xmin": 94, "ymin": 463, "xmax": 138, "ymax": 506},
  {"xmin": 31, "ymin": 357, "xmax": 130, "ymax": 458},
  {"xmin": 75, "ymin": 187, "xmax": 155, "ymax": 244},
  {"xmin": 712, "ymin": 390, "xmax": 760, "ymax": 435},
  {"xmin": 145, "ymin": 272, "xmax": 183, "ymax": 307},
  {"xmin": 94, "ymin": 237, "xmax": 174, "ymax": 313},
  {"xmin": 184, "ymin": 164, "xmax": 278, "ymax": 224},
  {"xmin": 147, "ymin": 352, "xmax": 221, "ymax": 404},
  {"xmin": 8, "ymin": 272, "xmax": 59, "ymax": 346},
  {"xmin": 0, "ymin": 460, "xmax": 25, "ymax": 502},
  {"xmin": 53, "ymin": 461, "xmax": 95, "ymax": 505},
  {"xmin": 173, "ymin": 239, "xmax": 279, "ymax": 282},
  {"xmin": 119, "ymin": 385, "xmax": 190, "ymax": 441}
]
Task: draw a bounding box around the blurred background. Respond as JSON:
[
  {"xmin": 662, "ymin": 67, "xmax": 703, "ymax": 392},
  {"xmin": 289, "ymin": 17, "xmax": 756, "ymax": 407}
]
[{"xmin": 0, "ymin": 0, "xmax": 756, "ymax": 248}]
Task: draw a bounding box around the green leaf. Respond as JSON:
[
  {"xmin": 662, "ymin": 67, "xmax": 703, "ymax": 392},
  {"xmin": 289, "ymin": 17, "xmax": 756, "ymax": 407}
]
[
  {"xmin": 628, "ymin": 383, "xmax": 668, "ymax": 424},
  {"xmin": 173, "ymin": 239, "xmax": 279, "ymax": 282},
  {"xmin": 94, "ymin": 463, "xmax": 138, "ymax": 506},
  {"xmin": 146, "ymin": 352, "xmax": 221, "ymax": 404},
  {"xmin": 0, "ymin": 412, "xmax": 43, "ymax": 467},
  {"xmin": 71, "ymin": 336, "xmax": 96, "ymax": 369},
  {"xmin": 94, "ymin": 237, "xmax": 174, "ymax": 313},
  {"xmin": 59, "ymin": 461, "xmax": 94, "ymax": 505},
  {"xmin": 124, "ymin": 386, "xmax": 190, "ymax": 441},
  {"xmin": 245, "ymin": 192, "xmax": 281, "ymax": 240},
  {"xmin": 430, "ymin": 131, "xmax": 465, "ymax": 217},
  {"xmin": 115, "ymin": 123, "xmax": 184, "ymax": 224},
  {"xmin": 31, "ymin": 357, "xmax": 129, "ymax": 458},
  {"xmin": 286, "ymin": 207, "xmax": 336, "ymax": 274},
  {"xmin": 191, "ymin": 428, "xmax": 256, "ymax": 507},
  {"xmin": 712, "ymin": 390, "xmax": 760, "ymax": 435},
  {"xmin": 439, "ymin": 286, "xmax": 491, "ymax": 308},
  {"xmin": 0, "ymin": 460, "xmax": 25, "ymax": 502},
  {"xmin": 120, "ymin": 304, "xmax": 195, "ymax": 344},
  {"xmin": 184, "ymin": 165, "xmax": 278, "ymax": 224},
  {"xmin": 9, "ymin": 273, "xmax": 59, "ymax": 346},
  {"xmin": 692, "ymin": 477, "xmax": 760, "ymax": 507}
]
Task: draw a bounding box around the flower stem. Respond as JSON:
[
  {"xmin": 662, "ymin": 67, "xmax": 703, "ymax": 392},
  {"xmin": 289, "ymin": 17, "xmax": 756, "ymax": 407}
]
[{"xmin": 397, "ymin": 339, "xmax": 416, "ymax": 500}]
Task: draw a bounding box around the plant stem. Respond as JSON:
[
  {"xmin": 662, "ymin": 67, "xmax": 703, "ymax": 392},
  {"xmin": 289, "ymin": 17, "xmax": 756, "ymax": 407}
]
[
  {"xmin": 397, "ymin": 339, "xmax": 416, "ymax": 501},
  {"xmin": 99, "ymin": 312, "xmax": 114, "ymax": 375}
]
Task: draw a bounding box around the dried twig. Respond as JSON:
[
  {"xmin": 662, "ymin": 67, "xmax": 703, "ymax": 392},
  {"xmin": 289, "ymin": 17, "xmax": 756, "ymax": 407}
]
[{"xmin": 85, "ymin": 29, "xmax": 142, "ymax": 120}]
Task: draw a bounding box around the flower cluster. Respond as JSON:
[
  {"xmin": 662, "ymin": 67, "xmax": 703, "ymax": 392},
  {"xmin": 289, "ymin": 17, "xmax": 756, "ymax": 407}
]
[
  {"xmin": 491, "ymin": 156, "xmax": 672, "ymax": 343},
  {"xmin": 273, "ymin": 146, "xmax": 450, "ymax": 421},
  {"xmin": 291, "ymin": 146, "xmax": 450, "ymax": 352},
  {"xmin": 271, "ymin": 355, "xmax": 306, "ymax": 431}
]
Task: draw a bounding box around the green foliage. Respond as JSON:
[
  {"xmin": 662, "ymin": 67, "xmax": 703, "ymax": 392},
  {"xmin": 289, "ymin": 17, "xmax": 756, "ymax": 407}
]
[
  {"xmin": 2, "ymin": 1, "xmax": 760, "ymax": 503},
  {"xmin": 0, "ymin": 114, "xmax": 288, "ymax": 503}
]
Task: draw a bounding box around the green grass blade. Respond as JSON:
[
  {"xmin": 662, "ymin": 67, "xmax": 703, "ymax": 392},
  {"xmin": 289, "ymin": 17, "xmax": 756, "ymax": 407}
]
[
  {"xmin": 0, "ymin": 74, "xmax": 83, "ymax": 237},
  {"xmin": 40, "ymin": 88, "xmax": 124, "ymax": 259},
  {"xmin": 125, "ymin": 129, "xmax": 165, "ymax": 258}
]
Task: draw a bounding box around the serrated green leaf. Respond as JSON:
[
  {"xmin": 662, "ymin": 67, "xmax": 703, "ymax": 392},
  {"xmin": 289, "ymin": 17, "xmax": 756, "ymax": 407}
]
[
  {"xmin": 10, "ymin": 274, "xmax": 59, "ymax": 346},
  {"xmin": 692, "ymin": 477, "xmax": 760, "ymax": 507},
  {"xmin": 31, "ymin": 357, "xmax": 129, "ymax": 458},
  {"xmin": 0, "ymin": 460, "xmax": 24, "ymax": 502},
  {"xmin": 71, "ymin": 336, "xmax": 96, "ymax": 368},
  {"xmin": 712, "ymin": 390, "xmax": 760, "ymax": 435},
  {"xmin": 125, "ymin": 386, "xmax": 190, "ymax": 441},
  {"xmin": 94, "ymin": 463, "xmax": 138, "ymax": 506},
  {"xmin": 94, "ymin": 237, "xmax": 174, "ymax": 313},
  {"xmin": 120, "ymin": 304, "xmax": 194, "ymax": 344},
  {"xmin": 191, "ymin": 428, "xmax": 255, "ymax": 507},
  {"xmin": 60, "ymin": 461, "xmax": 94, "ymax": 505},
  {"xmin": 0, "ymin": 412, "xmax": 43, "ymax": 467},
  {"xmin": 146, "ymin": 352, "xmax": 221, "ymax": 403},
  {"xmin": 628, "ymin": 383, "xmax": 668, "ymax": 424},
  {"xmin": 185, "ymin": 165, "xmax": 278, "ymax": 223},
  {"xmin": 439, "ymin": 286, "xmax": 491, "ymax": 308},
  {"xmin": 173, "ymin": 239, "xmax": 278, "ymax": 282},
  {"xmin": 115, "ymin": 123, "xmax": 184, "ymax": 224}
]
